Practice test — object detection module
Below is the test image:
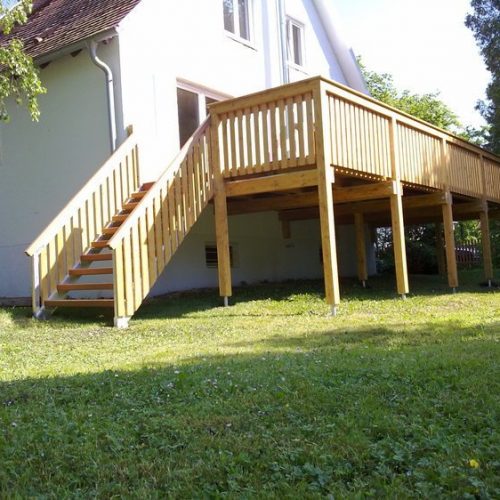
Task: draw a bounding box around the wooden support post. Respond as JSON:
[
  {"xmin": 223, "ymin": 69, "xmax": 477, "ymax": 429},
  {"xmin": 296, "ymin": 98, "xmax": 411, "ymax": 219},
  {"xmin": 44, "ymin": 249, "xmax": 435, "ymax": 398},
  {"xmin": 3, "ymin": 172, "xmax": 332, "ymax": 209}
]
[
  {"xmin": 442, "ymin": 195, "xmax": 458, "ymax": 291},
  {"xmin": 211, "ymin": 114, "xmax": 232, "ymax": 304},
  {"xmin": 354, "ymin": 212, "xmax": 368, "ymax": 287},
  {"xmin": 480, "ymin": 209, "xmax": 493, "ymax": 285},
  {"xmin": 435, "ymin": 222, "xmax": 446, "ymax": 277},
  {"xmin": 31, "ymin": 252, "xmax": 47, "ymax": 319},
  {"xmin": 314, "ymin": 82, "xmax": 340, "ymax": 314},
  {"xmin": 388, "ymin": 116, "xmax": 409, "ymax": 298},
  {"xmin": 390, "ymin": 187, "xmax": 409, "ymax": 297}
]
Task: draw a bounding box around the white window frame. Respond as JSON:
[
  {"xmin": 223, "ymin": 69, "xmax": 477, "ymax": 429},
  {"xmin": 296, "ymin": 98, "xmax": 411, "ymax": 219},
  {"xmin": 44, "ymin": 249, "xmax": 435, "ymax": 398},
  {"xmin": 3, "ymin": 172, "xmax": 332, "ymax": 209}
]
[
  {"xmin": 223, "ymin": 0, "xmax": 255, "ymax": 48},
  {"xmin": 177, "ymin": 80, "xmax": 229, "ymax": 126},
  {"xmin": 286, "ymin": 17, "xmax": 306, "ymax": 70}
]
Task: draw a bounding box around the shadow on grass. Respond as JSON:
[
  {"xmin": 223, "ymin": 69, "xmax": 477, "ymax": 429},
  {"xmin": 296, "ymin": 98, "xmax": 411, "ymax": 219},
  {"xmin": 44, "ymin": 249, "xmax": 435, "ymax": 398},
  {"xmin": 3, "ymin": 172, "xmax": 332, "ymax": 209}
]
[{"xmin": 1, "ymin": 322, "xmax": 498, "ymax": 497}]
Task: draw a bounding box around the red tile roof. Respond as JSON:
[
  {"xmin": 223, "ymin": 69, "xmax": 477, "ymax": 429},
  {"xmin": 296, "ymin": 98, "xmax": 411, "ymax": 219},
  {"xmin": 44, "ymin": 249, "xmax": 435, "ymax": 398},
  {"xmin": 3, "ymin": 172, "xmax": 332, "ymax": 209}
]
[{"xmin": 1, "ymin": 0, "xmax": 141, "ymax": 59}]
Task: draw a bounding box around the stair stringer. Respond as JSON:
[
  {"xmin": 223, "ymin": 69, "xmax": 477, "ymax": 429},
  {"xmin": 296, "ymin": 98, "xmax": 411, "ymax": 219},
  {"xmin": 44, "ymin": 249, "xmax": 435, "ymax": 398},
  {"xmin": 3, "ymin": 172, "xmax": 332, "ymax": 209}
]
[{"xmin": 107, "ymin": 119, "xmax": 214, "ymax": 323}]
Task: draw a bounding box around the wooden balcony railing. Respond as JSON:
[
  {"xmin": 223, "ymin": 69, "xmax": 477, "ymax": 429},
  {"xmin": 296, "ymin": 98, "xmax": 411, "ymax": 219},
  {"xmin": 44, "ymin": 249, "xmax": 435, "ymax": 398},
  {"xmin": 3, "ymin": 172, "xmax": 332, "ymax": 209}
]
[
  {"xmin": 210, "ymin": 76, "xmax": 500, "ymax": 203},
  {"xmin": 211, "ymin": 80, "xmax": 318, "ymax": 177},
  {"xmin": 25, "ymin": 132, "xmax": 140, "ymax": 317},
  {"xmin": 106, "ymin": 119, "xmax": 213, "ymax": 322}
]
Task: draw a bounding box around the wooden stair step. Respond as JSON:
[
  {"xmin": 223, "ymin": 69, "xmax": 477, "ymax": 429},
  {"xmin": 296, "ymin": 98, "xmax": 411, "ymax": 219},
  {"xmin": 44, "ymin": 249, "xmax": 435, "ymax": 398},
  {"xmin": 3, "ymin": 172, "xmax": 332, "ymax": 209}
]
[
  {"xmin": 131, "ymin": 191, "xmax": 147, "ymax": 200},
  {"xmin": 57, "ymin": 283, "xmax": 114, "ymax": 292},
  {"xmin": 69, "ymin": 267, "xmax": 113, "ymax": 276},
  {"xmin": 102, "ymin": 226, "xmax": 118, "ymax": 235},
  {"xmin": 123, "ymin": 201, "xmax": 139, "ymax": 210},
  {"xmin": 113, "ymin": 214, "xmax": 128, "ymax": 222},
  {"xmin": 81, "ymin": 253, "xmax": 112, "ymax": 262},
  {"xmin": 142, "ymin": 182, "xmax": 155, "ymax": 190},
  {"xmin": 91, "ymin": 240, "xmax": 111, "ymax": 249},
  {"xmin": 45, "ymin": 299, "xmax": 114, "ymax": 308}
]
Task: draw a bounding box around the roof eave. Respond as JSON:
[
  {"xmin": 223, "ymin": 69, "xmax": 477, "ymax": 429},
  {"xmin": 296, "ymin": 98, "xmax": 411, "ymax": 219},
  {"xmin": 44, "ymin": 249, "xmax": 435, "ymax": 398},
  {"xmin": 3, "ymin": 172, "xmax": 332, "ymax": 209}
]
[{"xmin": 34, "ymin": 27, "xmax": 118, "ymax": 66}]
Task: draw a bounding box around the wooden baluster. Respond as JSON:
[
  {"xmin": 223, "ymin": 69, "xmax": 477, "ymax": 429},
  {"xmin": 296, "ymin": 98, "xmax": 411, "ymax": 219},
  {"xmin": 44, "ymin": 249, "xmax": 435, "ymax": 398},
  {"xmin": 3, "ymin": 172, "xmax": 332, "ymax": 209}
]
[{"xmin": 113, "ymin": 244, "xmax": 128, "ymax": 328}]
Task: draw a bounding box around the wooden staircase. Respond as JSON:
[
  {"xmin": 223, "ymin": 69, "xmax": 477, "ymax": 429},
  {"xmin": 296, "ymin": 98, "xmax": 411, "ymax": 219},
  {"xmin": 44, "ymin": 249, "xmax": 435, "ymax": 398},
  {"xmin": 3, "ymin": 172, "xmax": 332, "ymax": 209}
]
[
  {"xmin": 43, "ymin": 183, "xmax": 154, "ymax": 309},
  {"xmin": 26, "ymin": 119, "xmax": 213, "ymax": 326}
]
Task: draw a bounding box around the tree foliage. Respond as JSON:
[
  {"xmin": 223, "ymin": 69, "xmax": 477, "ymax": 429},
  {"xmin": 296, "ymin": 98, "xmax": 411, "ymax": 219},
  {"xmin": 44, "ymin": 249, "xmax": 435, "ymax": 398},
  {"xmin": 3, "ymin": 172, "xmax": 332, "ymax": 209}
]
[
  {"xmin": 465, "ymin": 0, "xmax": 500, "ymax": 154},
  {"xmin": 359, "ymin": 59, "xmax": 499, "ymax": 274},
  {"xmin": 359, "ymin": 60, "xmax": 462, "ymax": 131},
  {"xmin": 0, "ymin": 0, "xmax": 45, "ymax": 121}
]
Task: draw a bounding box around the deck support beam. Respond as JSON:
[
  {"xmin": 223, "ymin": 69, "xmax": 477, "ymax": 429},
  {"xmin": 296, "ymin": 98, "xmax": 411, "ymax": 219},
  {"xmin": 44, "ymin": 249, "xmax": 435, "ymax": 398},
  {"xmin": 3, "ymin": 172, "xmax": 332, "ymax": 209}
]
[
  {"xmin": 390, "ymin": 184, "xmax": 409, "ymax": 298},
  {"xmin": 442, "ymin": 194, "xmax": 459, "ymax": 290},
  {"xmin": 480, "ymin": 209, "xmax": 494, "ymax": 285},
  {"xmin": 354, "ymin": 212, "xmax": 368, "ymax": 287},
  {"xmin": 315, "ymin": 82, "xmax": 340, "ymax": 314}
]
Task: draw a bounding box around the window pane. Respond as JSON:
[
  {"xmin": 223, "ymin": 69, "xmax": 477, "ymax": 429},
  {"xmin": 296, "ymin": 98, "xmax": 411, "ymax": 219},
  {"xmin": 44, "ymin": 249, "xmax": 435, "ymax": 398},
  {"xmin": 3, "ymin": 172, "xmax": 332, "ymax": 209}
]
[
  {"xmin": 177, "ymin": 88, "xmax": 200, "ymax": 147},
  {"xmin": 223, "ymin": 0, "xmax": 235, "ymax": 33},
  {"xmin": 238, "ymin": 0, "xmax": 250, "ymax": 40},
  {"xmin": 292, "ymin": 24, "xmax": 302, "ymax": 65}
]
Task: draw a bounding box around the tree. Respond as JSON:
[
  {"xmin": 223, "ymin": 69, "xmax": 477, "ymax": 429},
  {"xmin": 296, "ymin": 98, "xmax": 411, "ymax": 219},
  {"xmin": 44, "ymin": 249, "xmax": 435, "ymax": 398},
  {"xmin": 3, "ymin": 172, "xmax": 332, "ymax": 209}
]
[
  {"xmin": 359, "ymin": 59, "xmax": 462, "ymax": 131},
  {"xmin": 0, "ymin": 0, "xmax": 45, "ymax": 121},
  {"xmin": 465, "ymin": 0, "xmax": 500, "ymax": 154}
]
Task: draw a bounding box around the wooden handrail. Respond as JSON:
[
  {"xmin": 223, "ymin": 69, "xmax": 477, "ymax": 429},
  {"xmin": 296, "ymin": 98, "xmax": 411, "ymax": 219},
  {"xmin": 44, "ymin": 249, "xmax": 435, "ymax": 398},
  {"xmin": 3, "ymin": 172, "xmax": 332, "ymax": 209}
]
[
  {"xmin": 107, "ymin": 118, "xmax": 211, "ymax": 250},
  {"xmin": 209, "ymin": 78, "xmax": 318, "ymax": 114},
  {"xmin": 25, "ymin": 133, "xmax": 137, "ymax": 256}
]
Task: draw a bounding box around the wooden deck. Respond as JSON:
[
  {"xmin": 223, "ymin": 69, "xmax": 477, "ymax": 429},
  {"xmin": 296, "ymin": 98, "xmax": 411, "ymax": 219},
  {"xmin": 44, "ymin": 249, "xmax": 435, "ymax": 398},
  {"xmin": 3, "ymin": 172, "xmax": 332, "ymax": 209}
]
[{"xmin": 26, "ymin": 76, "xmax": 500, "ymax": 326}]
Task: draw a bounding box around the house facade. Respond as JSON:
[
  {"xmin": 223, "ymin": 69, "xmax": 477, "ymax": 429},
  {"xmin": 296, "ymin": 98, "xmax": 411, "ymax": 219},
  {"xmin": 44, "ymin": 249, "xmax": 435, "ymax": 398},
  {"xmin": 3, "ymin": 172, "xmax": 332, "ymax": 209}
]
[{"xmin": 0, "ymin": 0, "xmax": 375, "ymax": 301}]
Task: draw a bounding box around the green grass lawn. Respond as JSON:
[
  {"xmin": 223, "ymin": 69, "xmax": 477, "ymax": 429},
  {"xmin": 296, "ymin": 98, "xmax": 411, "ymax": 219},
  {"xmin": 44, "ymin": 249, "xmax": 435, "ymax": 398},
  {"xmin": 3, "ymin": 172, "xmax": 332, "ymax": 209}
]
[{"xmin": 1, "ymin": 271, "xmax": 499, "ymax": 498}]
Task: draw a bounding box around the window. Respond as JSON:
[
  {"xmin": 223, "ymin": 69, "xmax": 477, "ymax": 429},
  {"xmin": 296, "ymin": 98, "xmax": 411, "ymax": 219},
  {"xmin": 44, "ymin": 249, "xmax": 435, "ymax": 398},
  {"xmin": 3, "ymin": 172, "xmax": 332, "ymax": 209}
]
[
  {"xmin": 223, "ymin": 0, "xmax": 251, "ymax": 42},
  {"xmin": 205, "ymin": 244, "xmax": 235, "ymax": 268},
  {"xmin": 286, "ymin": 18, "xmax": 305, "ymax": 67},
  {"xmin": 177, "ymin": 82, "xmax": 226, "ymax": 147}
]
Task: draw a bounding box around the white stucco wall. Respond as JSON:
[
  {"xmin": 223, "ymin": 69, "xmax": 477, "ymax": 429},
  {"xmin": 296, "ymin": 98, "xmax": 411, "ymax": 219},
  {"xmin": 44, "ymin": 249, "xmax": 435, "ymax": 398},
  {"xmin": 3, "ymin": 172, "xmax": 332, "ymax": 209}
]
[
  {"xmin": 0, "ymin": 41, "xmax": 119, "ymax": 298},
  {"xmin": 150, "ymin": 208, "xmax": 376, "ymax": 296}
]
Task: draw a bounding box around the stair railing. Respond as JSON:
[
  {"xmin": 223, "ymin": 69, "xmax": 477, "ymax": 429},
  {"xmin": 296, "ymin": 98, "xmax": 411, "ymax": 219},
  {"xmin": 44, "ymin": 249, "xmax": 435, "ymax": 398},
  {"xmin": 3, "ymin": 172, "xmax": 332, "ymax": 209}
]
[
  {"xmin": 106, "ymin": 118, "xmax": 213, "ymax": 326},
  {"xmin": 25, "ymin": 131, "xmax": 140, "ymax": 318}
]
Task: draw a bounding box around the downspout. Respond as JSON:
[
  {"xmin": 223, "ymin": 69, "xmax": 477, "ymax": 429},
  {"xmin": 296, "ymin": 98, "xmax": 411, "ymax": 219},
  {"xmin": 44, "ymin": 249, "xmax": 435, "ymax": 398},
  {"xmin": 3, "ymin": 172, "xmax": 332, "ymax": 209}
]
[
  {"xmin": 88, "ymin": 40, "xmax": 117, "ymax": 152},
  {"xmin": 277, "ymin": 0, "xmax": 289, "ymax": 84}
]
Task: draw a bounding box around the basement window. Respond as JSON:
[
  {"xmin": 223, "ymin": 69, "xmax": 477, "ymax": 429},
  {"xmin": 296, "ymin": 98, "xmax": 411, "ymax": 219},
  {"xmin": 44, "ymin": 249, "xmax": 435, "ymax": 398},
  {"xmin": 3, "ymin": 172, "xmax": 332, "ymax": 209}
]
[
  {"xmin": 205, "ymin": 244, "xmax": 235, "ymax": 268},
  {"xmin": 223, "ymin": 0, "xmax": 252, "ymax": 42},
  {"xmin": 286, "ymin": 17, "xmax": 305, "ymax": 68}
]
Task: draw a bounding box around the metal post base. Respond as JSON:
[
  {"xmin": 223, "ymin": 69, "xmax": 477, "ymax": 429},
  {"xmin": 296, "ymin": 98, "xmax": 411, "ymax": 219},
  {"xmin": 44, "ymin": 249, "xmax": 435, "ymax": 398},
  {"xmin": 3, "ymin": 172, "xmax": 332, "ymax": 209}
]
[
  {"xmin": 400, "ymin": 294, "xmax": 407, "ymax": 300},
  {"xmin": 114, "ymin": 316, "xmax": 131, "ymax": 329},
  {"xmin": 33, "ymin": 308, "xmax": 48, "ymax": 320},
  {"xmin": 223, "ymin": 296, "xmax": 229, "ymax": 307},
  {"xmin": 330, "ymin": 306, "xmax": 338, "ymax": 317}
]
